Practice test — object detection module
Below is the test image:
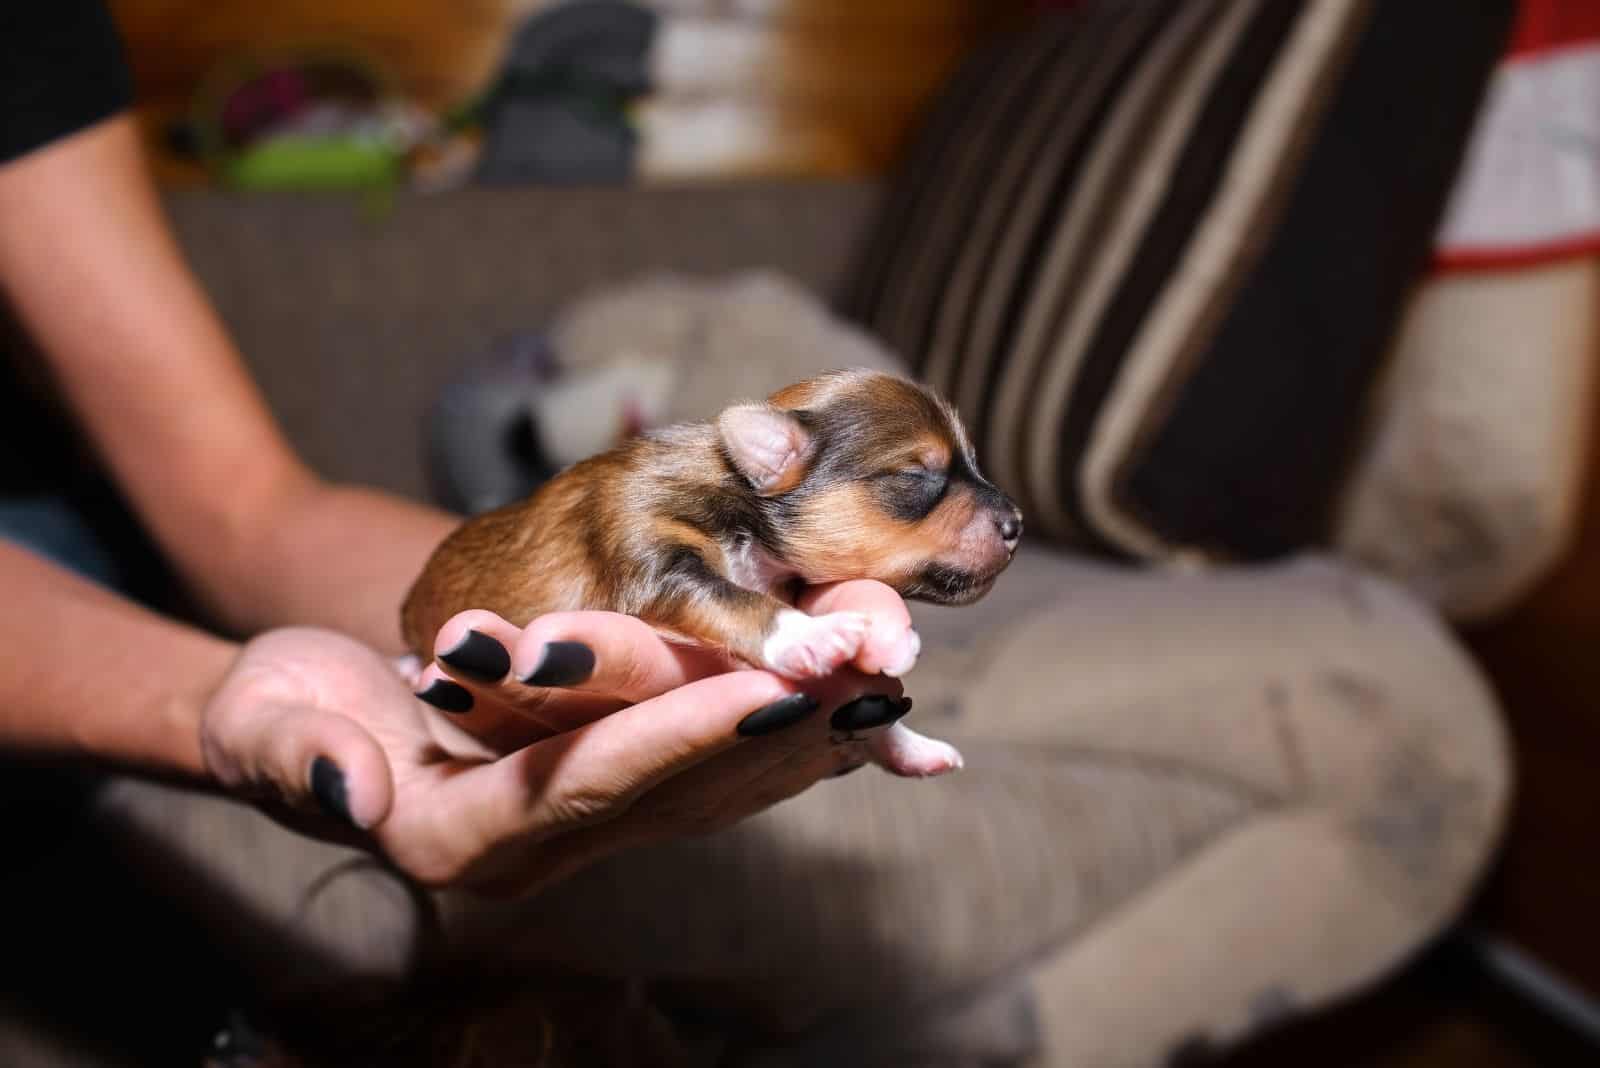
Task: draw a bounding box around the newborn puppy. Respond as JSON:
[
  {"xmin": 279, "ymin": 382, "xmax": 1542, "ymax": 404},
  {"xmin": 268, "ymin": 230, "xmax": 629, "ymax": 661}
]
[{"xmin": 402, "ymin": 369, "xmax": 1022, "ymax": 775}]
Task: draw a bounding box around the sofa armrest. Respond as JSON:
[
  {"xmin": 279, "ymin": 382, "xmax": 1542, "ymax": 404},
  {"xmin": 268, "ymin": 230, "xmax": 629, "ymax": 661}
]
[{"xmin": 1333, "ymin": 258, "xmax": 1599, "ymax": 622}]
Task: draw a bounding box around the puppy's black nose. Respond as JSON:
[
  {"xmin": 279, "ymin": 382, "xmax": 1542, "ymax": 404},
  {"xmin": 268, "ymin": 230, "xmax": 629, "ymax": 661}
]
[{"xmin": 997, "ymin": 513, "xmax": 1022, "ymax": 545}]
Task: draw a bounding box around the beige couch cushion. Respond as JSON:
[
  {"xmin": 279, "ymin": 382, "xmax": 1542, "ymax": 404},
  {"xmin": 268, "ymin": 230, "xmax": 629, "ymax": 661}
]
[{"xmin": 1335, "ymin": 258, "xmax": 1599, "ymax": 621}]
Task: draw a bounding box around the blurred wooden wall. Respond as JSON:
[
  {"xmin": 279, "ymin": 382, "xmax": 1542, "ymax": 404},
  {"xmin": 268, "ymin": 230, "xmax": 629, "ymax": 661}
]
[
  {"xmin": 635, "ymin": 0, "xmax": 1030, "ymax": 178},
  {"xmin": 106, "ymin": 0, "xmax": 1031, "ymax": 184}
]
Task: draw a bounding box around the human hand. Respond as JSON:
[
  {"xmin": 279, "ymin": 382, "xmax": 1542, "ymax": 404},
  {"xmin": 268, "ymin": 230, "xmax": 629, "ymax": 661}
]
[
  {"xmin": 409, "ymin": 576, "xmax": 961, "ymax": 786},
  {"xmin": 404, "ymin": 578, "xmax": 924, "ymax": 741},
  {"xmin": 199, "ymin": 581, "xmax": 944, "ymax": 895}
]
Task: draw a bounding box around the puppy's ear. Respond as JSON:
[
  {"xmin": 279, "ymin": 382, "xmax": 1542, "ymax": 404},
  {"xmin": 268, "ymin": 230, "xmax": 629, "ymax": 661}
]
[{"xmin": 717, "ymin": 404, "xmax": 813, "ymax": 495}]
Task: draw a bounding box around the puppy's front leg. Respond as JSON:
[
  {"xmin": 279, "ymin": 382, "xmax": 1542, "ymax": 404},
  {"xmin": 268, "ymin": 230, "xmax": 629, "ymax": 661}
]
[{"xmin": 650, "ymin": 547, "xmax": 868, "ymax": 679}]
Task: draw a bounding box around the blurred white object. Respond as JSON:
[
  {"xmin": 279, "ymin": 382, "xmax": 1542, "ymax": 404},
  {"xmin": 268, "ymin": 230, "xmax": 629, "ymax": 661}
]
[
  {"xmin": 541, "ymin": 270, "xmax": 911, "ymax": 467},
  {"xmin": 1434, "ymin": 40, "xmax": 1600, "ymax": 268},
  {"xmin": 530, "ymin": 354, "xmax": 678, "ymax": 471}
]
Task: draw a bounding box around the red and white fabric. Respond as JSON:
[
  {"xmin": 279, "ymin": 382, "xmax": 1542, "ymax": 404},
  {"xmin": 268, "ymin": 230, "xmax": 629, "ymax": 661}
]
[{"xmin": 1434, "ymin": 0, "xmax": 1600, "ymax": 271}]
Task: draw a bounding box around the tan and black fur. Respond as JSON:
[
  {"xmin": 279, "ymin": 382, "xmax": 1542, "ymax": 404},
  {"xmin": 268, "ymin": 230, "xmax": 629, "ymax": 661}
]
[{"xmin": 402, "ymin": 369, "xmax": 1022, "ymax": 676}]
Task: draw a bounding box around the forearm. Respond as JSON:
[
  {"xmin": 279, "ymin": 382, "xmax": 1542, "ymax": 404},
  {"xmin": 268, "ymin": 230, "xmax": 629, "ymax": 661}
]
[
  {"xmin": 0, "ymin": 115, "xmax": 461, "ymax": 650},
  {"xmin": 221, "ymin": 479, "xmax": 460, "ymax": 654},
  {"xmin": 0, "ymin": 540, "xmax": 230, "ymax": 779}
]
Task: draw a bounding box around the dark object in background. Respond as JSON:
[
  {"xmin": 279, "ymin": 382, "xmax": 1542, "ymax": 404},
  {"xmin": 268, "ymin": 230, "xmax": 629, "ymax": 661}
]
[
  {"xmin": 472, "ymin": 0, "xmax": 657, "ymax": 186},
  {"xmin": 423, "ymin": 332, "xmax": 562, "ymax": 516},
  {"xmin": 847, "ymin": 0, "xmax": 1516, "ymax": 563},
  {"xmin": 0, "ymin": 0, "xmax": 133, "ymax": 167},
  {"xmin": 0, "ymin": 308, "xmax": 188, "ymax": 614}
]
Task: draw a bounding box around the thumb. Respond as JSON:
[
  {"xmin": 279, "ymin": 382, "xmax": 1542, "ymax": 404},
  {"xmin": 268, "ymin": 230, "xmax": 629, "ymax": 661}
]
[{"xmin": 242, "ymin": 704, "xmax": 396, "ymax": 831}]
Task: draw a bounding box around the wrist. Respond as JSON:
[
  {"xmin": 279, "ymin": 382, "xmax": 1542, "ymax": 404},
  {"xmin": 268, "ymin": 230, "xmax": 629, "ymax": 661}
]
[
  {"xmin": 1, "ymin": 530, "xmax": 238, "ymax": 784},
  {"xmin": 79, "ymin": 625, "xmax": 237, "ymax": 783},
  {"xmin": 152, "ymin": 633, "xmax": 237, "ymax": 780}
]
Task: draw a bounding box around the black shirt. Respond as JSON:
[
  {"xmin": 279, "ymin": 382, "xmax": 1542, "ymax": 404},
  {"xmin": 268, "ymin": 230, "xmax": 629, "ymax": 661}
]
[
  {"xmin": 0, "ymin": 2, "xmax": 133, "ymax": 166},
  {"xmin": 0, "ymin": 2, "xmax": 176, "ymax": 609},
  {"xmin": 0, "ymin": 5, "xmax": 154, "ymax": 868}
]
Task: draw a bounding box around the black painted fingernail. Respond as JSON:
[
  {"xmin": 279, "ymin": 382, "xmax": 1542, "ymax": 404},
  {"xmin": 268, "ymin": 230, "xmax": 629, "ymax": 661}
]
[
  {"xmin": 736, "ymin": 693, "xmax": 820, "ymax": 737},
  {"xmin": 416, "ymin": 678, "xmax": 473, "ymax": 713},
  {"xmin": 829, "ymin": 695, "xmax": 911, "ymax": 732},
  {"xmin": 310, "ymin": 757, "xmax": 355, "ymax": 827},
  {"xmin": 520, "ymin": 641, "xmax": 596, "ymax": 687},
  {"xmin": 831, "ymin": 762, "xmax": 867, "ymax": 778},
  {"xmin": 438, "ymin": 629, "xmax": 511, "ymax": 682}
]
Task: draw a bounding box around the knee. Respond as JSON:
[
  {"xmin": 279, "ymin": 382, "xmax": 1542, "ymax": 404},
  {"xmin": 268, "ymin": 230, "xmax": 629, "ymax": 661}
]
[{"xmin": 1258, "ymin": 556, "xmax": 1513, "ymax": 924}]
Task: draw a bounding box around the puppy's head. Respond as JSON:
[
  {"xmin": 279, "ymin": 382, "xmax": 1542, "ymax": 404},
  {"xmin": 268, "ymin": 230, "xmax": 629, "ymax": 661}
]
[{"xmin": 717, "ymin": 369, "xmax": 1022, "ymax": 604}]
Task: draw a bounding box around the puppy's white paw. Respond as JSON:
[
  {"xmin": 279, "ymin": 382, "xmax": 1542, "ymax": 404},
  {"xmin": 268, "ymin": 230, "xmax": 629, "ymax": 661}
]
[
  {"xmin": 866, "ymin": 721, "xmax": 964, "ymax": 778},
  {"xmin": 879, "ymin": 627, "xmax": 922, "ymax": 678},
  {"xmin": 763, "ymin": 610, "xmax": 870, "ymax": 679}
]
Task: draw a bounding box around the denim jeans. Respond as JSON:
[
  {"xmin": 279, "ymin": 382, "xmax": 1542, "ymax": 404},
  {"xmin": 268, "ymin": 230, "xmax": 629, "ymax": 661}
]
[
  {"xmin": 0, "ymin": 494, "xmax": 125, "ymax": 590},
  {"xmin": 0, "ymin": 493, "xmax": 136, "ymax": 874}
]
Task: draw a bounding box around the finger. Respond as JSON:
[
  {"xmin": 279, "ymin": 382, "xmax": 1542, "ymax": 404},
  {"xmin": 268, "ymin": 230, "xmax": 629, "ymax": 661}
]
[
  {"xmin": 467, "ymin": 738, "xmax": 856, "ymax": 897},
  {"xmin": 421, "ymin": 610, "xmax": 622, "ymax": 738},
  {"xmin": 496, "ymin": 653, "xmax": 909, "ymax": 832},
  {"xmin": 412, "ymin": 609, "xmax": 529, "ymax": 741},
  {"xmin": 798, "ymin": 578, "xmax": 908, "ymax": 620},
  {"xmin": 413, "ymin": 659, "xmax": 621, "ymax": 739},
  {"xmin": 231, "ymin": 702, "xmax": 395, "ymax": 830},
  {"xmin": 799, "ymin": 579, "xmax": 920, "ymax": 678},
  {"xmin": 427, "ymin": 609, "xmax": 728, "ymax": 724},
  {"xmin": 510, "ymin": 610, "xmax": 730, "ymax": 699},
  {"xmin": 485, "ymin": 670, "xmax": 809, "ymax": 836},
  {"xmin": 633, "ymin": 722, "xmax": 863, "ymax": 832},
  {"xmin": 434, "ymin": 669, "xmax": 902, "ymax": 894},
  {"xmin": 637, "ymin": 686, "xmax": 885, "ymax": 822},
  {"xmin": 698, "ymin": 737, "xmax": 861, "ymax": 822}
]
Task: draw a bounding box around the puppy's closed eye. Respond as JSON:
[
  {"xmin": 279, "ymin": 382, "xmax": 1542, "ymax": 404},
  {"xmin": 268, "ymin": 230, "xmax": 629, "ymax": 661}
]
[{"xmin": 877, "ymin": 467, "xmax": 948, "ymax": 521}]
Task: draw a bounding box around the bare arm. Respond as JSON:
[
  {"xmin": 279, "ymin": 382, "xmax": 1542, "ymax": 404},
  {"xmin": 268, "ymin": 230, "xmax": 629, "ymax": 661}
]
[
  {"xmin": 0, "ymin": 114, "xmax": 457, "ymax": 652},
  {"xmin": 0, "ymin": 110, "xmax": 924, "ymax": 883},
  {"xmin": 0, "ymin": 539, "xmax": 223, "ymax": 777}
]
